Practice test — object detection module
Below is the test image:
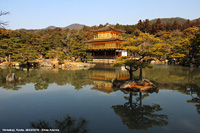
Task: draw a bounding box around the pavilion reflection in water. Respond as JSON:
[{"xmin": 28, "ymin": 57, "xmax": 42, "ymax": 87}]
[{"xmin": 87, "ymin": 67, "xmax": 129, "ymax": 95}]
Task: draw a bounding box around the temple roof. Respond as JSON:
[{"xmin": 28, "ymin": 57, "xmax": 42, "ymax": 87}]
[
  {"xmin": 91, "ymin": 26, "xmax": 125, "ymax": 33},
  {"xmin": 83, "ymin": 38, "xmax": 123, "ymax": 43}
]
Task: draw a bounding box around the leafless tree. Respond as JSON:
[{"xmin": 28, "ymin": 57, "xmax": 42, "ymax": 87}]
[{"xmin": 0, "ymin": 11, "xmax": 10, "ymax": 28}]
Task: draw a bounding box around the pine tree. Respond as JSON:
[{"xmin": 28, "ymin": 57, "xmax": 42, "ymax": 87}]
[
  {"xmin": 151, "ymin": 18, "xmax": 165, "ymax": 34},
  {"xmin": 136, "ymin": 19, "xmax": 144, "ymax": 32},
  {"xmin": 143, "ymin": 19, "xmax": 151, "ymax": 33},
  {"xmin": 182, "ymin": 19, "xmax": 191, "ymax": 30},
  {"xmin": 172, "ymin": 21, "xmax": 181, "ymax": 30},
  {"xmin": 165, "ymin": 22, "xmax": 172, "ymax": 31},
  {"xmin": 195, "ymin": 19, "xmax": 200, "ymax": 26}
]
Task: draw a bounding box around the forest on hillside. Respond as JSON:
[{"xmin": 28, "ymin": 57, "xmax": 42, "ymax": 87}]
[{"xmin": 0, "ymin": 18, "xmax": 200, "ymax": 66}]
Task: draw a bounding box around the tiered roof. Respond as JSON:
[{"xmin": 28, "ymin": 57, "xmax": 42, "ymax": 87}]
[{"xmin": 84, "ymin": 25, "xmax": 125, "ymax": 43}]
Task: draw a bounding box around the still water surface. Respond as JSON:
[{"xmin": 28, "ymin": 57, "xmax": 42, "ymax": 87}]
[{"xmin": 0, "ymin": 64, "xmax": 199, "ymax": 133}]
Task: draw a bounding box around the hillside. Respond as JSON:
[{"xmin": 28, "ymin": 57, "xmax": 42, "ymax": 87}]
[
  {"xmin": 46, "ymin": 23, "xmax": 85, "ymax": 30},
  {"xmin": 63, "ymin": 23, "xmax": 85, "ymax": 30},
  {"xmin": 46, "ymin": 26, "xmax": 57, "ymax": 29},
  {"xmin": 150, "ymin": 17, "xmax": 188, "ymax": 25},
  {"xmin": 192, "ymin": 17, "xmax": 200, "ymax": 22}
]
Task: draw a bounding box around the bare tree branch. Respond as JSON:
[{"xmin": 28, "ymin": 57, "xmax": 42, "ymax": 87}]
[
  {"xmin": 0, "ymin": 11, "xmax": 10, "ymax": 16},
  {"xmin": 0, "ymin": 11, "xmax": 10, "ymax": 28}
]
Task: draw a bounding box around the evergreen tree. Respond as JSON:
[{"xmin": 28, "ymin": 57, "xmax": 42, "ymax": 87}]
[
  {"xmin": 195, "ymin": 19, "xmax": 200, "ymax": 26},
  {"xmin": 165, "ymin": 22, "xmax": 172, "ymax": 31},
  {"xmin": 189, "ymin": 28, "xmax": 200, "ymax": 67},
  {"xmin": 172, "ymin": 21, "xmax": 181, "ymax": 30},
  {"xmin": 182, "ymin": 20, "xmax": 191, "ymax": 30},
  {"xmin": 151, "ymin": 18, "xmax": 165, "ymax": 34},
  {"xmin": 113, "ymin": 56, "xmax": 149, "ymax": 80},
  {"xmin": 115, "ymin": 23, "xmax": 121, "ymax": 29},
  {"xmin": 136, "ymin": 19, "xmax": 144, "ymax": 32},
  {"xmin": 70, "ymin": 42, "xmax": 88, "ymax": 61},
  {"xmin": 143, "ymin": 19, "xmax": 151, "ymax": 33}
]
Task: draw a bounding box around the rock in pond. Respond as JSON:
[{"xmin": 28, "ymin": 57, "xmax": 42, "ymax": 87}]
[{"xmin": 6, "ymin": 73, "xmax": 16, "ymax": 82}]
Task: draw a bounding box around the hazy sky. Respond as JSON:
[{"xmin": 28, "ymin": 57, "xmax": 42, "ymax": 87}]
[{"xmin": 0, "ymin": 0, "xmax": 200, "ymax": 30}]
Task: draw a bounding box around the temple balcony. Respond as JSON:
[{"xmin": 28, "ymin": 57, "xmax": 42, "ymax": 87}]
[
  {"xmin": 87, "ymin": 45, "xmax": 121, "ymax": 50},
  {"xmin": 94, "ymin": 34, "xmax": 122, "ymax": 40},
  {"xmin": 87, "ymin": 46, "xmax": 121, "ymax": 50}
]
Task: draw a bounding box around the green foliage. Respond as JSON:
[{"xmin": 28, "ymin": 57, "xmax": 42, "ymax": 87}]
[
  {"xmin": 113, "ymin": 56, "xmax": 150, "ymax": 80},
  {"xmin": 150, "ymin": 43, "xmax": 171, "ymax": 59},
  {"xmin": 170, "ymin": 43, "xmax": 188, "ymax": 58},
  {"xmin": 183, "ymin": 27, "xmax": 199, "ymax": 38},
  {"xmin": 45, "ymin": 49, "xmax": 58, "ymax": 59},
  {"xmin": 113, "ymin": 56, "xmax": 149, "ymax": 69},
  {"xmin": 0, "ymin": 28, "xmax": 91, "ymax": 64},
  {"xmin": 123, "ymin": 33, "xmax": 162, "ymax": 59},
  {"xmin": 121, "ymin": 26, "xmax": 200, "ymax": 66},
  {"xmin": 57, "ymin": 52, "xmax": 66, "ymax": 64},
  {"xmin": 70, "ymin": 42, "xmax": 87, "ymax": 60},
  {"xmin": 189, "ymin": 28, "xmax": 200, "ymax": 65},
  {"xmin": 0, "ymin": 21, "xmax": 199, "ymax": 67}
]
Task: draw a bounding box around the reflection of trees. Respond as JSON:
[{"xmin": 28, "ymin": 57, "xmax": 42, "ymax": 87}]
[
  {"xmin": 144, "ymin": 67, "xmax": 200, "ymax": 115},
  {"xmin": 187, "ymin": 96, "xmax": 200, "ymax": 114},
  {"xmin": 34, "ymin": 80, "xmax": 49, "ymax": 90},
  {"xmin": 0, "ymin": 68, "xmax": 26, "ymax": 90},
  {"xmin": 112, "ymin": 92, "xmax": 168, "ymax": 130},
  {"xmin": 185, "ymin": 85, "xmax": 200, "ymax": 114},
  {"xmin": 144, "ymin": 65, "xmax": 200, "ymax": 87},
  {"xmin": 31, "ymin": 115, "xmax": 88, "ymax": 133},
  {"xmin": 33, "ymin": 69, "xmax": 49, "ymax": 90},
  {"xmin": 173, "ymin": 68, "xmax": 200, "ymax": 114},
  {"xmin": 70, "ymin": 70, "xmax": 90, "ymax": 90},
  {"xmin": 0, "ymin": 65, "xmax": 199, "ymax": 92},
  {"xmin": 0, "ymin": 68, "xmax": 92, "ymax": 91}
]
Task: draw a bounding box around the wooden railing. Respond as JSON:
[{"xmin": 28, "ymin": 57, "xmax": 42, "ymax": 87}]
[
  {"xmin": 87, "ymin": 46, "xmax": 121, "ymax": 50},
  {"xmin": 94, "ymin": 35, "xmax": 122, "ymax": 40}
]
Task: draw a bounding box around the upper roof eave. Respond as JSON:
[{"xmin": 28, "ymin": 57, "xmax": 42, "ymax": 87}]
[{"xmin": 91, "ymin": 26, "xmax": 125, "ymax": 33}]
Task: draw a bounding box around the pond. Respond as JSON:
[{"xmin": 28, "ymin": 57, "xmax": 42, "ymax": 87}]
[{"xmin": 0, "ymin": 64, "xmax": 200, "ymax": 133}]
